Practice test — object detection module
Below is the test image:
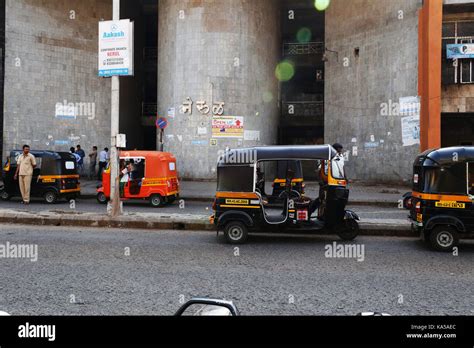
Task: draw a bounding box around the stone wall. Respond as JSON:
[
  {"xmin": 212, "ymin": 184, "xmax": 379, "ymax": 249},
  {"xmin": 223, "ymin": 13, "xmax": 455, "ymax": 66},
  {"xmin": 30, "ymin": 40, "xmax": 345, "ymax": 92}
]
[
  {"xmin": 157, "ymin": 0, "xmax": 280, "ymax": 179},
  {"xmin": 325, "ymin": 0, "xmax": 422, "ymax": 183},
  {"xmin": 3, "ymin": 0, "xmax": 112, "ymax": 161}
]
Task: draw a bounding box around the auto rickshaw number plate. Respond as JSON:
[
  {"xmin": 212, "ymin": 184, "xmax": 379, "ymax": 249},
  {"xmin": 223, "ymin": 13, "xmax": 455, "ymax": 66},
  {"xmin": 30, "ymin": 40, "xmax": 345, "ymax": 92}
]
[
  {"xmin": 435, "ymin": 201, "xmax": 465, "ymax": 209},
  {"xmin": 225, "ymin": 199, "xmax": 249, "ymax": 205}
]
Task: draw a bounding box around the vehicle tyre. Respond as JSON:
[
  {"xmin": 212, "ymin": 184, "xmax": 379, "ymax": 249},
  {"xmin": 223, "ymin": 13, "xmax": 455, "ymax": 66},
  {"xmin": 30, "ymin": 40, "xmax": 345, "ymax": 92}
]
[
  {"xmin": 335, "ymin": 219, "xmax": 359, "ymax": 241},
  {"xmin": 278, "ymin": 190, "xmax": 301, "ymax": 200},
  {"xmin": 167, "ymin": 195, "xmax": 176, "ymax": 205},
  {"xmin": 428, "ymin": 226, "xmax": 459, "ymax": 252},
  {"xmin": 97, "ymin": 192, "xmax": 107, "ymax": 204},
  {"xmin": 150, "ymin": 194, "xmax": 163, "ymax": 207},
  {"xmin": 0, "ymin": 190, "xmax": 11, "ymax": 201},
  {"xmin": 44, "ymin": 190, "xmax": 58, "ymax": 204},
  {"xmin": 224, "ymin": 221, "xmax": 248, "ymax": 244}
]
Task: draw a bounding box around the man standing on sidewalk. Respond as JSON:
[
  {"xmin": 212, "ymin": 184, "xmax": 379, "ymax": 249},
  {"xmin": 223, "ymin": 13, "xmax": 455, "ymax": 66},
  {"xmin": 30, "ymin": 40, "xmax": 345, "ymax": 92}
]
[
  {"xmin": 98, "ymin": 147, "xmax": 109, "ymax": 181},
  {"xmin": 88, "ymin": 146, "xmax": 98, "ymax": 180},
  {"xmin": 76, "ymin": 145, "xmax": 86, "ymax": 176},
  {"xmin": 14, "ymin": 145, "xmax": 36, "ymax": 205}
]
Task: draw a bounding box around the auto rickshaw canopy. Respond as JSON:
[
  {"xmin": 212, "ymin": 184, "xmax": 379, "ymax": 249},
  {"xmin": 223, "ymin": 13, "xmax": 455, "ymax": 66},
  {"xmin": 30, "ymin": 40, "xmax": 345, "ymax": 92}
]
[
  {"xmin": 415, "ymin": 146, "xmax": 474, "ymax": 167},
  {"xmin": 217, "ymin": 145, "xmax": 337, "ymax": 167}
]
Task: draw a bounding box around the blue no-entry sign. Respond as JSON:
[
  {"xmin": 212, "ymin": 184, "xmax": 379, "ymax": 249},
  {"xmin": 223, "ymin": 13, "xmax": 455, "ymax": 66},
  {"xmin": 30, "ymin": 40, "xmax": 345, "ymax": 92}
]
[{"xmin": 156, "ymin": 117, "xmax": 168, "ymax": 130}]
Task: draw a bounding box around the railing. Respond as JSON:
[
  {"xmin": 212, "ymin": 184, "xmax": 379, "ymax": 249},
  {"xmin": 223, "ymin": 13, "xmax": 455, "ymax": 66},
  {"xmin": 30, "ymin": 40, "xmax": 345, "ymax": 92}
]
[
  {"xmin": 281, "ymin": 101, "xmax": 324, "ymax": 117},
  {"xmin": 283, "ymin": 42, "xmax": 324, "ymax": 56}
]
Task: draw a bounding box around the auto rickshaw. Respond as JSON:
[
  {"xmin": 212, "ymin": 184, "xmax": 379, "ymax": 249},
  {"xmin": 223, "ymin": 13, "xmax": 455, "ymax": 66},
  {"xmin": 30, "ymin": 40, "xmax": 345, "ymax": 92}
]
[
  {"xmin": 1, "ymin": 150, "xmax": 80, "ymax": 203},
  {"xmin": 408, "ymin": 146, "xmax": 474, "ymax": 251},
  {"xmin": 210, "ymin": 145, "xmax": 359, "ymax": 244},
  {"xmin": 97, "ymin": 151, "xmax": 179, "ymax": 207}
]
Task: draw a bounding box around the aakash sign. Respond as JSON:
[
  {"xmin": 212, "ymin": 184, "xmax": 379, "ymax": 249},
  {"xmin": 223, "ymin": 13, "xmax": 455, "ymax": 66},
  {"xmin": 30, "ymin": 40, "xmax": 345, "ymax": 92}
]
[
  {"xmin": 98, "ymin": 19, "xmax": 134, "ymax": 77},
  {"xmin": 447, "ymin": 43, "xmax": 474, "ymax": 59}
]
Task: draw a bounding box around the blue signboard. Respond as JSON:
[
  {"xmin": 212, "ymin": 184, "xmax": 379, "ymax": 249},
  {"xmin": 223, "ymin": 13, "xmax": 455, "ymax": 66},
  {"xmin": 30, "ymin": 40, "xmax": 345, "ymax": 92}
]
[{"xmin": 447, "ymin": 44, "xmax": 474, "ymax": 59}]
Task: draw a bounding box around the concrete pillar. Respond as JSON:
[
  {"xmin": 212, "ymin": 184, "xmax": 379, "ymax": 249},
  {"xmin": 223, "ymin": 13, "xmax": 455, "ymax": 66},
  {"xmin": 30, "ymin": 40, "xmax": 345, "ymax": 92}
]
[{"xmin": 157, "ymin": 0, "xmax": 280, "ymax": 179}]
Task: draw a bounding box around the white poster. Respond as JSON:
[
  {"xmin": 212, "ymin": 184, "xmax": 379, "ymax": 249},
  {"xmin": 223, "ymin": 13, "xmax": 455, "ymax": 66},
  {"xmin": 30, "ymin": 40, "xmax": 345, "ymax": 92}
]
[
  {"xmin": 197, "ymin": 127, "xmax": 207, "ymax": 135},
  {"xmin": 98, "ymin": 19, "xmax": 134, "ymax": 77},
  {"xmin": 244, "ymin": 130, "xmax": 260, "ymax": 141},
  {"xmin": 399, "ymin": 96, "xmax": 420, "ymax": 116},
  {"xmin": 167, "ymin": 107, "xmax": 176, "ymax": 119},
  {"xmin": 401, "ymin": 116, "xmax": 420, "ymax": 147}
]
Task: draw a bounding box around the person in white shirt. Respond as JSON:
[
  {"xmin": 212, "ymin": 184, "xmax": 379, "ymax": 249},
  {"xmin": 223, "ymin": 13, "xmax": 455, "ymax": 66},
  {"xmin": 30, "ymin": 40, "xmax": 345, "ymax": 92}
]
[
  {"xmin": 98, "ymin": 147, "xmax": 109, "ymax": 181},
  {"xmin": 119, "ymin": 162, "xmax": 132, "ymax": 197},
  {"xmin": 331, "ymin": 143, "xmax": 347, "ymax": 180}
]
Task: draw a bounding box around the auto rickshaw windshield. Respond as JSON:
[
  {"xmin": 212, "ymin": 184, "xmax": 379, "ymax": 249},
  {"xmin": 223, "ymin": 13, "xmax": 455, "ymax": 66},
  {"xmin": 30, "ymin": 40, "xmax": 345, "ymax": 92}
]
[
  {"xmin": 217, "ymin": 165, "xmax": 254, "ymax": 192},
  {"xmin": 421, "ymin": 163, "xmax": 466, "ymax": 194}
]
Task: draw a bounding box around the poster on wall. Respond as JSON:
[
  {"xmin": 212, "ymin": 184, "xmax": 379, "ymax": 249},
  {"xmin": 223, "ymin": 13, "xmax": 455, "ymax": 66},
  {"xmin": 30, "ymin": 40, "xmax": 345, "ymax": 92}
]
[
  {"xmin": 211, "ymin": 116, "xmax": 244, "ymax": 138},
  {"xmin": 399, "ymin": 96, "xmax": 420, "ymax": 116},
  {"xmin": 401, "ymin": 115, "xmax": 420, "ymax": 147},
  {"xmin": 98, "ymin": 19, "xmax": 134, "ymax": 77}
]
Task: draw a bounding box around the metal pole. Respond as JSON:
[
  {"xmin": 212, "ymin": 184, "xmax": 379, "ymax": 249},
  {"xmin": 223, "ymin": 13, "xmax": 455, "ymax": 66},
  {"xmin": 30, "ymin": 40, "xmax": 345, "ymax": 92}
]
[{"xmin": 110, "ymin": 0, "xmax": 121, "ymax": 217}]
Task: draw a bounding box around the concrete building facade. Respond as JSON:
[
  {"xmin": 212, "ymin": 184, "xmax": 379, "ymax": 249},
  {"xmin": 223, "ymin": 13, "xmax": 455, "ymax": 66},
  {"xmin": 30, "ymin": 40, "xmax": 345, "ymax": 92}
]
[
  {"xmin": 0, "ymin": 0, "xmax": 472, "ymax": 183},
  {"xmin": 157, "ymin": 0, "xmax": 280, "ymax": 179},
  {"xmin": 3, "ymin": 0, "xmax": 112, "ymax": 158}
]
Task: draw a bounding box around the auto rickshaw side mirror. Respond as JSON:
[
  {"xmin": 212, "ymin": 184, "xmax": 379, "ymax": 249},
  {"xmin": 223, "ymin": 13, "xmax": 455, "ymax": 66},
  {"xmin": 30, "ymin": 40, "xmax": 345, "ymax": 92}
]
[{"xmin": 175, "ymin": 298, "xmax": 239, "ymax": 316}]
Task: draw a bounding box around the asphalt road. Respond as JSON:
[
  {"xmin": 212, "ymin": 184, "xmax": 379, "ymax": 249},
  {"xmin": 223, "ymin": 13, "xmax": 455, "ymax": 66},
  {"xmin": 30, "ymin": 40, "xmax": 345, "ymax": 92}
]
[
  {"xmin": 0, "ymin": 224, "xmax": 472, "ymax": 316},
  {"xmin": 0, "ymin": 197, "xmax": 408, "ymax": 220}
]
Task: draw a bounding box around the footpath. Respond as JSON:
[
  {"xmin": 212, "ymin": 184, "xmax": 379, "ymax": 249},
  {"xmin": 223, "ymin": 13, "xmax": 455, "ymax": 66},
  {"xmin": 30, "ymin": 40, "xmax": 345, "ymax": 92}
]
[{"xmin": 0, "ymin": 180, "xmax": 414, "ymax": 236}]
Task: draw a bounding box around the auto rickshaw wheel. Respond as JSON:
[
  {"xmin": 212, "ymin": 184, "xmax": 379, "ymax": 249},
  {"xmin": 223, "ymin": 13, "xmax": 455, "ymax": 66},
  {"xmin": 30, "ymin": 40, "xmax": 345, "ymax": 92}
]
[
  {"xmin": 150, "ymin": 194, "xmax": 163, "ymax": 207},
  {"xmin": 334, "ymin": 219, "xmax": 359, "ymax": 241},
  {"xmin": 97, "ymin": 192, "xmax": 108, "ymax": 204},
  {"xmin": 44, "ymin": 190, "xmax": 58, "ymax": 204},
  {"xmin": 224, "ymin": 221, "xmax": 248, "ymax": 244},
  {"xmin": 0, "ymin": 190, "xmax": 11, "ymax": 201},
  {"xmin": 429, "ymin": 226, "xmax": 459, "ymax": 252}
]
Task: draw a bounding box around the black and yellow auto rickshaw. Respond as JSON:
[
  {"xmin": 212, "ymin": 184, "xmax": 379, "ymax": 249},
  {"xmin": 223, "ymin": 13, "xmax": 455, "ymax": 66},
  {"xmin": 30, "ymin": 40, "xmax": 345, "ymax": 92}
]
[
  {"xmin": 408, "ymin": 146, "xmax": 474, "ymax": 251},
  {"xmin": 1, "ymin": 150, "xmax": 80, "ymax": 203},
  {"xmin": 210, "ymin": 145, "xmax": 359, "ymax": 244}
]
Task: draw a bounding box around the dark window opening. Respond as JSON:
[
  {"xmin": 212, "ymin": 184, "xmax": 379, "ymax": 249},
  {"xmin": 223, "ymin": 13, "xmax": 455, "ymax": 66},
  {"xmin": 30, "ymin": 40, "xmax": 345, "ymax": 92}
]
[{"xmin": 279, "ymin": 0, "xmax": 325, "ymax": 147}]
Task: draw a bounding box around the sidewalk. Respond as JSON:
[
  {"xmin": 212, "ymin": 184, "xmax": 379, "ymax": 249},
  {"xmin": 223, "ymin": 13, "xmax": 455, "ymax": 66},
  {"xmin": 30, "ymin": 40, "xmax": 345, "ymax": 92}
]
[
  {"xmin": 0, "ymin": 208, "xmax": 413, "ymax": 236},
  {"xmin": 80, "ymin": 180, "xmax": 410, "ymax": 207}
]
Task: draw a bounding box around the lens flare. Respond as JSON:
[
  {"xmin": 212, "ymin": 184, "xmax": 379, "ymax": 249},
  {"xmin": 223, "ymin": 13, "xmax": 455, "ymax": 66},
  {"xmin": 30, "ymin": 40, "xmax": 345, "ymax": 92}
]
[
  {"xmin": 275, "ymin": 61, "xmax": 295, "ymax": 82},
  {"xmin": 297, "ymin": 27, "xmax": 312, "ymax": 43},
  {"xmin": 262, "ymin": 91, "xmax": 274, "ymax": 103},
  {"xmin": 314, "ymin": 0, "xmax": 331, "ymax": 11}
]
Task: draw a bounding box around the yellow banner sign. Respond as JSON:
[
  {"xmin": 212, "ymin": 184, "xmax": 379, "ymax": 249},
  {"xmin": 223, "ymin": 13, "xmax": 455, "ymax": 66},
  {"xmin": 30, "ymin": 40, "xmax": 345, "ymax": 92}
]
[
  {"xmin": 225, "ymin": 199, "xmax": 249, "ymax": 205},
  {"xmin": 435, "ymin": 201, "xmax": 465, "ymax": 209}
]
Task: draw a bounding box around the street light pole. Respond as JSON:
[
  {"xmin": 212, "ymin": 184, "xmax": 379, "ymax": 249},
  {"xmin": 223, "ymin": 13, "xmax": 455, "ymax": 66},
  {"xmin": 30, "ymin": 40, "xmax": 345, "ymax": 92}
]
[{"xmin": 110, "ymin": 0, "xmax": 121, "ymax": 217}]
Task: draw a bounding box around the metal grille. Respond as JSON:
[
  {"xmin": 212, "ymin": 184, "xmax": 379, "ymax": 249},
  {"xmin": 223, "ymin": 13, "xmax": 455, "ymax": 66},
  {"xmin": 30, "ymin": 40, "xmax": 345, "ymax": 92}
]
[
  {"xmin": 283, "ymin": 42, "xmax": 324, "ymax": 56},
  {"xmin": 442, "ymin": 20, "xmax": 474, "ymax": 84},
  {"xmin": 282, "ymin": 102, "xmax": 324, "ymax": 117}
]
